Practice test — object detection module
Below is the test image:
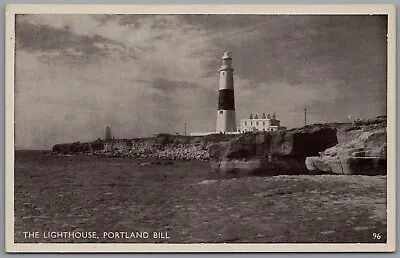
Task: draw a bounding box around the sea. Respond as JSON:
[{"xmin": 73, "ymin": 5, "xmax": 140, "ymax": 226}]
[{"xmin": 13, "ymin": 150, "xmax": 387, "ymax": 243}]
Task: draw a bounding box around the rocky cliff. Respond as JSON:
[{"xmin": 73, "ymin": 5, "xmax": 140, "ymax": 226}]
[
  {"xmin": 306, "ymin": 116, "xmax": 387, "ymax": 175},
  {"xmin": 209, "ymin": 116, "xmax": 387, "ymax": 177},
  {"xmin": 209, "ymin": 126, "xmax": 338, "ymax": 176},
  {"xmin": 51, "ymin": 116, "xmax": 387, "ymax": 173}
]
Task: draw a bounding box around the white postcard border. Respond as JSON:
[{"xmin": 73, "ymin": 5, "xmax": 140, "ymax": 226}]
[{"xmin": 5, "ymin": 4, "xmax": 396, "ymax": 253}]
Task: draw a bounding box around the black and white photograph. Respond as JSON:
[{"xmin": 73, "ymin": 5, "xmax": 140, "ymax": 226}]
[{"xmin": 5, "ymin": 4, "xmax": 396, "ymax": 252}]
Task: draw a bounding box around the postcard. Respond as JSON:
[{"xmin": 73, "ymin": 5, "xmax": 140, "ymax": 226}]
[{"xmin": 5, "ymin": 4, "xmax": 396, "ymax": 253}]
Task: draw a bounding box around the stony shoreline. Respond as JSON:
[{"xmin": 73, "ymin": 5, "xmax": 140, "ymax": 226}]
[
  {"xmin": 51, "ymin": 133, "xmax": 236, "ymax": 161},
  {"xmin": 93, "ymin": 144, "xmax": 210, "ymax": 161}
]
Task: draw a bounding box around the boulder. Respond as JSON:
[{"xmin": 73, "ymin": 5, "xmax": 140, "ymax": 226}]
[
  {"xmin": 305, "ymin": 156, "xmax": 386, "ymax": 175},
  {"xmin": 209, "ymin": 126, "xmax": 338, "ymax": 176},
  {"xmin": 305, "ymin": 128, "xmax": 387, "ymax": 175}
]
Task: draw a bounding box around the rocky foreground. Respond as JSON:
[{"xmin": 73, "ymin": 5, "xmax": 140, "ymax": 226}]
[{"xmin": 305, "ymin": 117, "xmax": 386, "ymax": 175}]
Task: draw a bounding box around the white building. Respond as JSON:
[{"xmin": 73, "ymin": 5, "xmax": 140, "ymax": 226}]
[{"xmin": 240, "ymin": 113, "xmax": 286, "ymax": 132}]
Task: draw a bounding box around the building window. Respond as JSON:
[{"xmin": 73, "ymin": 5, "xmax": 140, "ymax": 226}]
[
  {"xmin": 251, "ymin": 122, "xmax": 253, "ymax": 125},
  {"xmin": 256, "ymin": 122, "xmax": 259, "ymax": 126},
  {"xmin": 263, "ymin": 121, "xmax": 265, "ymax": 126},
  {"xmin": 245, "ymin": 122, "xmax": 247, "ymax": 126},
  {"xmin": 222, "ymin": 72, "xmax": 225, "ymax": 75},
  {"xmin": 219, "ymin": 110, "xmax": 223, "ymax": 114}
]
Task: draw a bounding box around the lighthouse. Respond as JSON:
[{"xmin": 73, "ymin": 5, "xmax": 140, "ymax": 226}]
[{"xmin": 216, "ymin": 51, "xmax": 237, "ymax": 133}]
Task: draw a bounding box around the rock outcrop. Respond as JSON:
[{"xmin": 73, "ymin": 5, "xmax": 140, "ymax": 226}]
[
  {"xmin": 305, "ymin": 127, "xmax": 387, "ymax": 175},
  {"xmin": 209, "ymin": 126, "xmax": 338, "ymax": 176}
]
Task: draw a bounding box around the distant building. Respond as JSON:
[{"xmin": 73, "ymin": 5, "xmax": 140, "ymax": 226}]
[
  {"xmin": 240, "ymin": 113, "xmax": 286, "ymax": 132},
  {"xmin": 105, "ymin": 126, "xmax": 112, "ymax": 141}
]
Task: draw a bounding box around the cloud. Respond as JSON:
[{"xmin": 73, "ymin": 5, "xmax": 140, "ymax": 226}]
[
  {"xmin": 188, "ymin": 15, "xmax": 387, "ymax": 90},
  {"xmin": 16, "ymin": 17, "xmax": 132, "ymax": 65},
  {"xmin": 15, "ymin": 15, "xmax": 224, "ymax": 149},
  {"xmin": 14, "ymin": 14, "xmax": 388, "ymax": 149}
]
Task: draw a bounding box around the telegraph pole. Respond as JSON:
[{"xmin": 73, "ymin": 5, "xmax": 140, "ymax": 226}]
[
  {"xmin": 184, "ymin": 122, "xmax": 187, "ymax": 136},
  {"xmin": 304, "ymin": 108, "xmax": 307, "ymax": 126}
]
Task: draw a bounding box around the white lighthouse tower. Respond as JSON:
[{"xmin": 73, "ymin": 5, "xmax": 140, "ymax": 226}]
[{"xmin": 216, "ymin": 51, "xmax": 237, "ymax": 133}]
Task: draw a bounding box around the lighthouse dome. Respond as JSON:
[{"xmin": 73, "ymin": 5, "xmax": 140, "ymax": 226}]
[{"xmin": 221, "ymin": 51, "xmax": 232, "ymax": 60}]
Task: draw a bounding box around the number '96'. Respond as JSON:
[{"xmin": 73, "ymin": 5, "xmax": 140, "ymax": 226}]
[{"xmin": 373, "ymin": 233, "xmax": 382, "ymax": 240}]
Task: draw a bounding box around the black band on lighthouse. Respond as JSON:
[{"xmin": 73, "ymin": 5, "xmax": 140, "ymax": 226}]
[{"xmin": 218, "ymin": 89, "xmax": 235, "ymax": 110}]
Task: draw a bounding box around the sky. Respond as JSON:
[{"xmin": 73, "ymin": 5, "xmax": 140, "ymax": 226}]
[{"xmin": 14, "ymin": 14, "xmax": 388, "ymax": 150}]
